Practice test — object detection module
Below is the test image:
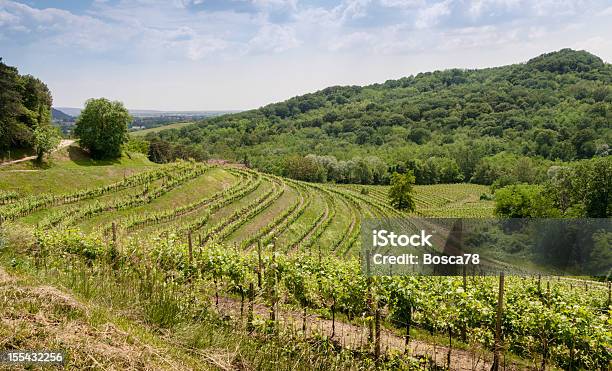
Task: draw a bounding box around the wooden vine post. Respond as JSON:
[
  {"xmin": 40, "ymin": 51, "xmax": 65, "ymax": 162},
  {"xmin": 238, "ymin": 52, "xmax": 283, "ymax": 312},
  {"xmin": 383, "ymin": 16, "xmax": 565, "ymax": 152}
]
[
  {"xmin": 111, "ymin": 221, "xmax": 119, "ymax": 269},
  {"xmin": 112, "ymin": 221, "xmax": 117, "ymax": 246},
  {"xmin": 404, "ymin": 305, "xmax": 412, "ymax": 352},
  {"xmin": 374, "ymin": 303, "xmax": 381, "ymax": 360},
  {"xmin": 257, "ymin": 240, "xmax": 262, "ymax": 289},
  {"xmin": 492, "ymin": 271, "xmax": 505, "ymax": 371},
  {"xmin": 188, "ymin": 231, "xmax": 193, "ymax": 265},
  {"xmin": 270, "ymin": 242, "xmax": 277, "ymax": 326},
  {"xmin": 366, "ymin": 250, "xmax": 374, "ymax": 346},
  {"xmin": 247, "ymin": 282, "xmax": 254, "ymax": 333},
  {"xmin": 331, "ymin": 296, "xmax": 336, "ymax": 339},
  {"xmin": 541, "ymin": 279, "xmax": 552, "ymax": 371}
]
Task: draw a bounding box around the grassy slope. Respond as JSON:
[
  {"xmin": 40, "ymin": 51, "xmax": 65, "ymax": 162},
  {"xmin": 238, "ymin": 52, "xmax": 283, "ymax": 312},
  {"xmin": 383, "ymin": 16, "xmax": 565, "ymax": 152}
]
[{"xmin": 0, "ymin": 144, "xmax": 157, "ymax": 195}]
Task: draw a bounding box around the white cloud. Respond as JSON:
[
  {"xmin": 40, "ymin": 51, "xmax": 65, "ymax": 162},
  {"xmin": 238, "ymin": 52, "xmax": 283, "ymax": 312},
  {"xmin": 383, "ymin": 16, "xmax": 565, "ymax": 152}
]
[
  {"xmin": 338, "ymin": 0, "xmax": 372, "ymax": 22},
  {"xmin": 466, "ymin": 0, "xmax": 522, "ymax": 18},
  {"xmin": 598, "ymin": 5, "xmax": 612, "ymax": 15},
  {"xmin": 0, "ymin": 9, "xmax": 20, "ymax": 27},
  {"xmin": 248, "ymin": 23, "xmax": 300, "ymax": 53},
  {"xmin": 328, "ymin": 31, "xmax": 375, "ymax": 51},
  {"xmin": 415, "ymin": 0, "xmax": 451, "ymax": 29},
  {"xmin": 379, "ymin": 0, "xmax": 424, "ymax": 9},
  {"xmin": 1, "ymin": 0, "xmax": 611, "ymax": 109},
  {"xmin": 252, "ymin": 0, "xmax": 298, "ymax": 10},
  {"xmin": 0, "ymin": 1, "xmax": 134, "ymax": 51}
]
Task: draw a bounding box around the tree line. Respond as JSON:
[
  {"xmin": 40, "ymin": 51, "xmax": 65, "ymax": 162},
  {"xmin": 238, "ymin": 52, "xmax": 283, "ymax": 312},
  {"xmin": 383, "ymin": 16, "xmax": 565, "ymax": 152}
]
[{"xmin": 494, "ymin": 156, "xmax": 611, "ymax": 218}]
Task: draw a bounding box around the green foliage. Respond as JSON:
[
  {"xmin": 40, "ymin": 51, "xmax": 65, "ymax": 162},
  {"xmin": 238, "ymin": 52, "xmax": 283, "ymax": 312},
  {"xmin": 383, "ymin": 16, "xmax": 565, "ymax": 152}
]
[
  {"xmin": 124, "ymin": 137, "xmax": 150, "ymax": 155},
  {"xmin": 494, "ymin": 157, "xmax": 612, "ymax": 218},
  {"xmin": 0, "ymin": 59, "xmax": 53, "ymax": 152},
  {"xmin": 405, "ymin": 157, "xmax": 464, "ymax": 184},
  {"xmin": 545, "ymin": 157, "xmax": 612, "ymax": 217},
  {"xmin": 74, "ymin": 98, "xmax": 131, "ymax": 159},
  {"xmin": 494, "ymin": 185, "xmax": 556, "ymax": 218},
  {"xmin": 146, "ymin": 49, "xmax": 611, "ymax": 186},
  {"xmin": 33, "ymin": 123, "xmax": 61, "ymax": 161},
  {"xmin": 388, "ymin": 171, "xmax": 416, "ymax": 211},
  {"xmin": 526, "ymin": 48, "xmax": 605, "ymax": 73},
  {"xmin": 286, "ymin": 154, "xmax": 390, "ymax": 184},
  {"xmin": 283, "ymin": 155, "xmax": 326, "ymax": 182},
  {"xmin": 147, "ymin": 138, "xmax": 208, "ymax": 163}
]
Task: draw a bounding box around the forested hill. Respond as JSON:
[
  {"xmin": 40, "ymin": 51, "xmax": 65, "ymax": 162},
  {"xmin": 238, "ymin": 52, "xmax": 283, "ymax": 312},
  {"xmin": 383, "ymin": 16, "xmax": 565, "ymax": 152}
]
[
  {"xmin": 146, "ymin": 49, "xmax": 611, "ymax": 186},
  {"xmin": 51, "ymin": 108, "xmax": 74, "ymax": 122}
]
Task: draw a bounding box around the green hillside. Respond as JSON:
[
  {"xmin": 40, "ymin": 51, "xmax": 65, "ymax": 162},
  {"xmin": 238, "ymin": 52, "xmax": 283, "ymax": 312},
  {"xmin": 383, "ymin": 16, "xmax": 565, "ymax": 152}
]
[{"xmin": 147, "ymin": 49, "xmax": 611, "ymax": 186}]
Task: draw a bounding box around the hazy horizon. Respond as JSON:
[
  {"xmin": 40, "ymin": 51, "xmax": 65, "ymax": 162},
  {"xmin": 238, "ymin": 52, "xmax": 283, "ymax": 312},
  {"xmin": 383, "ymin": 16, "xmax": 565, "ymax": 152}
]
[{"xmin": 2, "ymin": 0, "xmax": 611, "ymax": 111}]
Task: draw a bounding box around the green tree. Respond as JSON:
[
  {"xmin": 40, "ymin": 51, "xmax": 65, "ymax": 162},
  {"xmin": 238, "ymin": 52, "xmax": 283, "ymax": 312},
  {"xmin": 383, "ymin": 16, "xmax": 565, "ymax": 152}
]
[
  {"xmin": 494, "ymin": 184, "xmax": 559, "ymax": 218},
  {"xmin": 74, "ymin": 98, "xmax": 131, "ymax": 159},
  {"xmin": 125, "ymin": 137, "xmax": 150, "ymax": 155},
  {"xmin": 0, "ymin": 60, "xmax": 53, "ymax": 151},
  {"xmin": 20, "ymin": 75, "xmax": 52, "ymax": 130},
  {"xmin": 148, "ymin": 139, "xmax": 173, "ymax": 163},
  {"xmin": 546, "ymin": 157, "xmax": 611, "ymax": 217},
  {"xmin": 284, "ymin": 155, "xmax": 326, "ymax": 182},
  {"xmin": 388, "ymin": 171, "xmax": 416, "ymax": 211},
  {"xmin": 33, "ymin": 123, "xmax": 61, "ymax": 162}
]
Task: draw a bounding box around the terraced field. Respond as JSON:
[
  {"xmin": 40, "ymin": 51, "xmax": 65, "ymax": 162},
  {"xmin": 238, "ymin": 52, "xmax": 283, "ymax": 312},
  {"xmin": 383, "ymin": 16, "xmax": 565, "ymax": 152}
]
[
  {"xmin": 1, "ymin": 155, "xmax": 609, "ymax": 370},
  {"xmin": 1, "ymin": 160, "xmax": 493, "ymax": 256}
]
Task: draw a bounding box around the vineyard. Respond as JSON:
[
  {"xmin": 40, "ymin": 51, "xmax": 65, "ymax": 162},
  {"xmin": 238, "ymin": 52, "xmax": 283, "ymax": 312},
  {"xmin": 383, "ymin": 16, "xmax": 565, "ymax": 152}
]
[
  {"xmin": 1, "ymin": 161, "xmax": 496, "ymax": 255},
  {"xmin": 1, "ymin": 159, "xmax": 610, "ymax": 370}
]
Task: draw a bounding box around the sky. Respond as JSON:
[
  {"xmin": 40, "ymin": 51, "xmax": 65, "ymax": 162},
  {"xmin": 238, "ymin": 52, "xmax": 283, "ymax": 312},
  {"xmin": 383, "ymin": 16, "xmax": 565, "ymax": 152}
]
[{"xmin": 1, "ymin": 0, "xmax": 611, "ymax": 111}]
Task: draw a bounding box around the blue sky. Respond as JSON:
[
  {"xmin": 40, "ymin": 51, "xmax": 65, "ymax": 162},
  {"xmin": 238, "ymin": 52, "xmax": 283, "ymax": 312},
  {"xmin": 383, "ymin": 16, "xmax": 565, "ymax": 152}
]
[{"xmin": 1, "ymin": 0, "xmax": 611, "ymax": 110}]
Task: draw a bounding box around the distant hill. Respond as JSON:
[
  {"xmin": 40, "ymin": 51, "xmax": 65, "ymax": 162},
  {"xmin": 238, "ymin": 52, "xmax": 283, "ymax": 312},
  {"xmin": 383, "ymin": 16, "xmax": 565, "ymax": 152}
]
[
  {"xmin": 54, "ymin": 107, "xmax": 239, "ymax": 118},
  {"xmin": 147, "ymin": 49, "xmax": 611, "ymax": 186},
  {"xmin": 53, "ymin": 107, "xmax": 82, "ymax": 117},
  {"xmin": 51, "ymin": 108, "xmax": 74, "ymax": 122}
]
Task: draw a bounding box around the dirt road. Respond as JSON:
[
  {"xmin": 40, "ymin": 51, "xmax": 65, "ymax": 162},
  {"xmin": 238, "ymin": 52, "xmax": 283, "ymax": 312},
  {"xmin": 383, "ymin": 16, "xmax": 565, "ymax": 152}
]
[
  {"xmin": 214, "ymin": 296, "xmax": 528, "ymax": 371},
  {"xmin": 0, "ymin": 139, "xmax": 75, "ymax": 167}
]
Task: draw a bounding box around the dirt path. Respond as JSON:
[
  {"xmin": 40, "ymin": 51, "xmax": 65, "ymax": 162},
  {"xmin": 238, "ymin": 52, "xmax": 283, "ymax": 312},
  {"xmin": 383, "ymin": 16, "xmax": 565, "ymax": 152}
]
[
  {"xmin": 214, "ymin": 296, "xmax": 528, "ymax": 371},
  {"xmin": 0, "ymin": 139, "xmax": 75, "ymax": 167}
]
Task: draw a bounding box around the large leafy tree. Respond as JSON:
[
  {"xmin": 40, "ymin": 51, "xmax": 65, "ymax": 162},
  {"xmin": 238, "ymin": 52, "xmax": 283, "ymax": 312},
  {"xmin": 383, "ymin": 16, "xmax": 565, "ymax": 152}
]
[
  {"xmin": 75, "ymin": 98, "xmax": 131, "ymax": 159},
  {"xmin": 388, "ymin": 171, "xmax": 416, "ymax": 211}
]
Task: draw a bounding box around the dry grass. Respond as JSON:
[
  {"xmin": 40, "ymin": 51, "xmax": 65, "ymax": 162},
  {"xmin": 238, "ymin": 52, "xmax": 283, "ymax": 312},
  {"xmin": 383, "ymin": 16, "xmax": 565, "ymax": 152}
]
[{"xmin": 0, "ymin": 267, "xmax": 201, "ymax": 370}]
